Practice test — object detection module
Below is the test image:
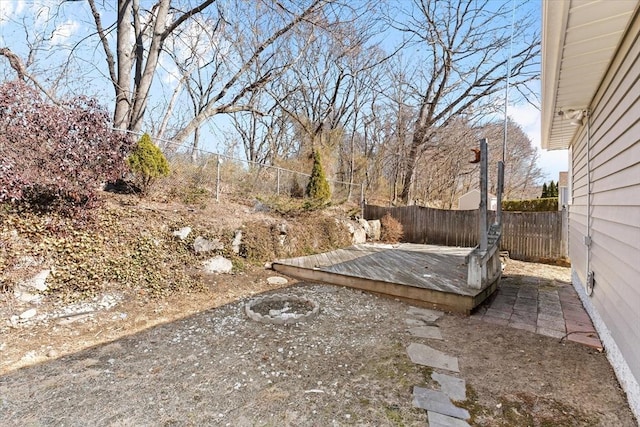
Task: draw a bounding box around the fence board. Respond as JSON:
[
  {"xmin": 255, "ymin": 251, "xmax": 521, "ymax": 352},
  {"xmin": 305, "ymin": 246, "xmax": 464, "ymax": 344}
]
[{"xmin": 364, "ymin": 204, "xmax": 568, "ymax": 262}]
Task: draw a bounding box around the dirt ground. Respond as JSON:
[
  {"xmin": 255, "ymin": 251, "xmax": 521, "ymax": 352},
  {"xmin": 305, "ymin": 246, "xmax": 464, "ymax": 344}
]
[{"xmin": 0, "ymin": 259, "xmax": 636, "ymax": 426}]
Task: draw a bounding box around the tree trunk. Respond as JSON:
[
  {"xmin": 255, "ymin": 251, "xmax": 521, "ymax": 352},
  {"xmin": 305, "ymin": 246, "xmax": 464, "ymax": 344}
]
[
  {"xmin": 191, "ymin": 127, "xmax": 200, "ymax": 162},
  {"xmin": 399, "ymin": 143, "xmax": 420, "ymax": 204},
  {"xmin": 113, "ymin": 0, "xmax": 133, "ymax": 129},
  {"xmin": 128, "ymin": 0, "xmax": 171, "ymax": 133}
]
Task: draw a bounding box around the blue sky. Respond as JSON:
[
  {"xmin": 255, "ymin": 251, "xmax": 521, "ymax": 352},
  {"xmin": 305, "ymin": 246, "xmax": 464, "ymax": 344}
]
[
  {"xmin": 0, "ymin": 0, "xmax": 567, "ymax": 182},
  {"xmin": 508, "ymin": 88, "xmax": 569, "ymax": 182},
  {"xmin": 503, "ymin": 0, "xmax": 568, "ymax": 183}
]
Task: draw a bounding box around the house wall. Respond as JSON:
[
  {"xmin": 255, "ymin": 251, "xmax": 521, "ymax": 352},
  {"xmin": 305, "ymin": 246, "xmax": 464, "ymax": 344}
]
[
  {"xmin": 458, "ymin": 190, "xmax": 481, "ymax": 210},
  {"xmin": 569, "ymin": 10, "xmax": 640, "ymax": 416},
  {"xmin": 458, "ymin": 190, "xmax": 497, "ymax": 210}
]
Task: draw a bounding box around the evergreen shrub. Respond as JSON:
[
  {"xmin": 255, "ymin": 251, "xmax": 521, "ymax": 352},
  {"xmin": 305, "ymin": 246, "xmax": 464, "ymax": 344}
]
[
  {"xmin": 305, "ymin": 150, "xmax": 331, "ymax": 203},
  {"xmin": 502, "ymin": 198, "xmax": 558, "ymax": 212},
  {"xmin": 127, "ymin": 133, "xmax": 170, "ymax": 194}
]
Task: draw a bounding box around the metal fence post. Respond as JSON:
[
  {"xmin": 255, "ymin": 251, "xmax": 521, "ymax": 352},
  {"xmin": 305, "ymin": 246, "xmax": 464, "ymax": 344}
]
[
  {"xmin": 216, "ymin": 154, "xmax": 221, "ymax": 202},
  {"xmin": 496, "ymin": 161, "xmax": 504, "ymax": 226},
  {"xmin": 360, "ymin": 183, "xmax": 365, "ymax": 218}
]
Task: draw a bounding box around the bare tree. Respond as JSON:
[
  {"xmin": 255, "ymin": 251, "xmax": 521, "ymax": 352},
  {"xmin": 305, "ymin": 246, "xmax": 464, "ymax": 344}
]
[
  {"xmin": 249, "ymin": 23, "xmax": 390, "ymax": 199},
  {"xmin": 0, "ymin": 4, "xmax": 92, "ymax": 103},
  {"xmin": 408, "ymin": 117, "xmax": 544, "ymax": 208},
  {"xmin": 88, "ymin": 0, "xmax": 337, "ymax": 140},
  {"xmin": 362, "ymin": 56, "xmax": 419, "ymax": 204},
  {"xmin": 412, "ymin": 116, "xmax": 478, "ymax": 208},
  {"xmin": 389, "ymin": 0, "xmax": 540, "ymax": 203},
  {"xmin": 482, "ymin": 119, "xmax": 544, "ymax": 199}
]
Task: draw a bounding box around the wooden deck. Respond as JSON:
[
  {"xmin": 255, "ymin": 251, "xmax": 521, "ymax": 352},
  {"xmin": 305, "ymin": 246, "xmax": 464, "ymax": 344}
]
[{"xmin": 271, "ymin": 243, "xmax": 499, "ymax": 313}]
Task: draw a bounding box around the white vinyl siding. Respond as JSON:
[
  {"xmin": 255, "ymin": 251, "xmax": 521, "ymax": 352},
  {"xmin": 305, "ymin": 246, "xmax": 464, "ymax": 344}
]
[{"xmin": 569, "ymin": 16, "xmax": 640, "ymax": 386}]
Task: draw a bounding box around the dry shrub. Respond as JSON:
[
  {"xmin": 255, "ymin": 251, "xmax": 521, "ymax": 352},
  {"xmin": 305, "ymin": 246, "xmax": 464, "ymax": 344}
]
[
  {"xmin": 240, "ymin": 221, "xmax": 284, "ymax": 263},
  {"xmin": 240, "ymin": 215, "xmax": 351, "ymax": 264},
  {"xmin": 298, "ymin": 215, "xmax": 351, "ymax": 253},
  {"xmin": 380, "ymin": 213, "xmax": 404, "ymax": 243},
  {"xmin": 0, "ymin": 205, "xmax": 204, "ymax": 301}
]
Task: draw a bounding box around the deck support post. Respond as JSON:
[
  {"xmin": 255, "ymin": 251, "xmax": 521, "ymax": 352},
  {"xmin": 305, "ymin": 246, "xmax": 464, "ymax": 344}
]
[
  {"xmin": 467, "ymin": 138, "xmax": 501, "ymax": 291},
  {"xmin": 479, "ymin": 138, "xmax": 488, "ymax": 252}
]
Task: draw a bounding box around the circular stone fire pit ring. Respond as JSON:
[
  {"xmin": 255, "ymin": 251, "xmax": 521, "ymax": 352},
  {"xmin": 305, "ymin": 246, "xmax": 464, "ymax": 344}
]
[{"xmin": 245, "ymin": 294, "xmax": 320, "ymax": 324}]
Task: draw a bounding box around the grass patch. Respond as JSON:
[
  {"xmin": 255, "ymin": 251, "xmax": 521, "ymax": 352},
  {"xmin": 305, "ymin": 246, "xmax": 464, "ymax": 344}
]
[
  {"xmin": 456, "ymin": 384, "xmax": 488, "ymax": 424},
  {"xmin": 384, "ymin": 405, "xmax": 405, "ymax": 426},
  {"xmin": 457, "ymin": 386, "xmax": 599, "ymax": 426},
  {"xmin": 358, "ymin": 342, "xmax": 432, "ymax": 389}
]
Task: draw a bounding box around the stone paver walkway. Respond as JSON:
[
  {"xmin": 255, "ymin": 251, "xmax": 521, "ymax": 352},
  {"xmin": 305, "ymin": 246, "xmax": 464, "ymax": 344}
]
[
  {"xmin": 404, "ymin": 279, "xmax": 603, "ymax": 425},
  {"xmin": 471, "ymin": 278, "xmax": 602, "ymax": 349},
  {"xmin": 405, "ymin": 307, "xmax": 471, "ymax": 426}
]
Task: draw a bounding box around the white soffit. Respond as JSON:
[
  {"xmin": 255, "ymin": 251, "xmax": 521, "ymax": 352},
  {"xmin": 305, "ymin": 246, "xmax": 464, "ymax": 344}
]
[{"xmin": 542, "ymin": 0, "xmax": 638, "ymax": 150}]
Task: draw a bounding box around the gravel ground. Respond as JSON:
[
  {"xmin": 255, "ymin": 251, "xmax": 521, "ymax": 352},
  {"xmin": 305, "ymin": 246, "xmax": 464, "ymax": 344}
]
[{"xmin": 0, "ymin": 267, "xmax": 637, "ymax": 426}]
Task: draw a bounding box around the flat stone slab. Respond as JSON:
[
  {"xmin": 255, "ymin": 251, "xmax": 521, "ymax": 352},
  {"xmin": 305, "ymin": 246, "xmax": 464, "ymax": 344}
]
[
  {"xmin": 407, "ymin": 343, "xmax": 459, "ymax": 372},
  {"xmin": 407, "ymin": 325, "xmax": 443, "ymax": 340},
  {"xmin": 413, "ymin": 387, "xmax": 469, "ymax": 420},
  {"xmin": 405, "ymin": 318, "xmax": 426, "ymax": 327},
  {"xmin": 432, "ymin": 372, "xmax": 466, "ymax": 401},
  {"xmin": 428, "ymin": 411, "xmax": 471, "ymax": 427},
  {"xmin": 407, "ymin": 307, "xmax": 443, "ymax": 322}
]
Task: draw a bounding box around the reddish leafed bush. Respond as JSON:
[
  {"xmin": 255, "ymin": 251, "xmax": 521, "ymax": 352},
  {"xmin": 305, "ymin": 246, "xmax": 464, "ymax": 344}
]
[{"xmin": 0, "ymin": 81, "xmax": 133, "ymax": 215}]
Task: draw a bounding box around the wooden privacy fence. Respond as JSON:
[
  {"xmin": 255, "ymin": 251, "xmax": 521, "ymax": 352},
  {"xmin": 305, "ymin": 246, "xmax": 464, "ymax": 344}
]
[{"xmin": 364, "ymin": 204, "xmax": 568, "ymax": 262}]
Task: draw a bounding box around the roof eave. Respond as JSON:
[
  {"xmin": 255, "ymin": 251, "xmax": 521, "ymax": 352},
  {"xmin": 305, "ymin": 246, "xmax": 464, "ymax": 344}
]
[{"xmin": 541, "ymin": 0, "xmax": 571, "ymax": 151}]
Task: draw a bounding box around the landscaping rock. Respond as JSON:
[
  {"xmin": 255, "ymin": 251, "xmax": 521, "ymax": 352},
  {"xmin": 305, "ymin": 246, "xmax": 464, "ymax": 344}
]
[
  {"xmin": 232, "ymin": 230, "xmax": 243, "ymax": 254},
  {"xmin": 24, "ymin": 269, "xmax": 50, "ymax": 291},
  {"xmin": 13, "ymin": 269, "xmax": 51, "ymax": 303},
  {"xmin": 407, "ymin": 306, "xmax": 443, "ymax": 322},
  {"xmin": 13, "ymin": 288, "xmax": 42, "ymax": 303},
  {"xmin": 173, "ymin": 227, "xmax": 192, "ymax": 240},
  {"xmin": 267, "ymin": 276, "xmax": 288, "ymax": 286},
  {"xmin": 405, "ymin": 318, "xmax": 426, "ymax": 327},
  {"xmin": 352, "ymin": 227, "xmax": 366, "ymax": 244},
  {"xmin": 99, "ymin": 294, "xmax": 119, "ymax": 309},
  {"xmin": 357, "ymin": 218, "xmax": 370, "ymax": 235},
  {"xmin": 253, "ymin": 200, "xmax": 270, "ymax": 212},
  {"xmin": 277, "ymin": 222, "xmax": 288, "ymax": 235},
  {"xmin": 432, "ymin": 372, "xmax": 466, "ymax": 401},
  {"xmin": 19, "ymin": 309, "xmax": 37, "ymax": 320},
  {"xmin": 193, "ymin": 236, "xmax": 224, "ymax": 253},
  {"xmin": 9, "ymin": 315, "xmax": 19, "ymax": 326},
  {"xmin": 368, "ymin": 219, "xmax": 381, "ymax": 240},
  {"xmin": 407, "ymin": 325, "xmax": 443, "ymax": 340},
  {"xmin": 202, "ymin": 256, "xmax": 233, "ymax": 274},
  {"xmin": 428, "ymin": 411, "xmax": 471, "ymax": 427}
]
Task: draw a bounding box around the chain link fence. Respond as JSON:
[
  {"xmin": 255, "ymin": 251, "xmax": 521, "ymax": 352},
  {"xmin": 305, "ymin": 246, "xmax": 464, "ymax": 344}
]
[{"xmin": 125, "ymin": 132, "xmax": 363, "ymax": 206}]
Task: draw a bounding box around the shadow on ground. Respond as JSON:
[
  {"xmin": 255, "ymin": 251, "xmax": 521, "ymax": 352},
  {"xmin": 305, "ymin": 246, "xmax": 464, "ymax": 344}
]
[{"xmin": 0, "ymin": 275, "xmax": 635, "ymax": 426}]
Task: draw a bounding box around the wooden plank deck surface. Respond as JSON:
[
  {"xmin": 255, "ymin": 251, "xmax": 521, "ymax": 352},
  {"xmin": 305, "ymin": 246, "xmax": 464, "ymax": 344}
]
[{"xmin": 272, "ymin": 243, "xmax": 498, "ymax": 313}]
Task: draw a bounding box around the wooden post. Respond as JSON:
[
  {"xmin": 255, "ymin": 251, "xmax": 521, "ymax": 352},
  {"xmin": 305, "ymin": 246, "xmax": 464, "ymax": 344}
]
[{"xmin": 479, "ymin": 138, "xmax": 488, "ymax": 252}]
